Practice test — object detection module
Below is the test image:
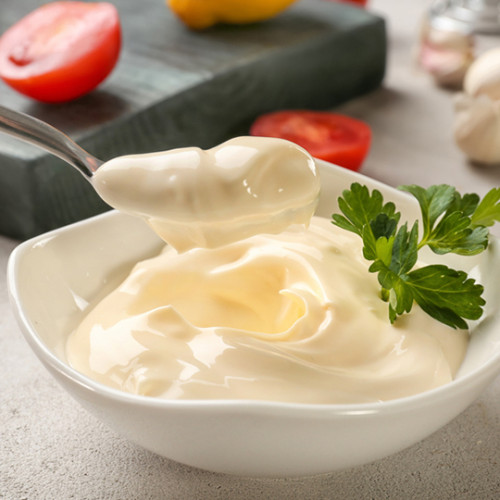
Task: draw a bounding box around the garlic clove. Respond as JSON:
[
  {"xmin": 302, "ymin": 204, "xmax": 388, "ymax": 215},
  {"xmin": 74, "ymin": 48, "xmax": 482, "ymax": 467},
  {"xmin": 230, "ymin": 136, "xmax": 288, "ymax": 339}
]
[
  {"xmin": 418, "ymin": 18, "xmax": 475, "ymax": 88},
  {"xmin": 453, "ymin": 92, "xmax": 500, "ymax": 165},
  {"xmin": 464, "ymin": 47, "xmax": 500, "ymax": 100}
]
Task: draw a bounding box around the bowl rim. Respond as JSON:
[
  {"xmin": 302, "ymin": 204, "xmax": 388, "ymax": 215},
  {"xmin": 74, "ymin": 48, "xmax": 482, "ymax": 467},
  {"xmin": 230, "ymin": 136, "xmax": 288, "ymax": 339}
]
[{"xmin": 7, "ymin": 164, "xmax": 500, "ymax": 417}]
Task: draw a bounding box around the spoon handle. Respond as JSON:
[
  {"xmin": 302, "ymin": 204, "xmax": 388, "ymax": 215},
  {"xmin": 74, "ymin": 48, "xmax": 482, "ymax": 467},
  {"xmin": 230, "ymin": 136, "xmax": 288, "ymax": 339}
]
[{"xmin": 0, "ymin": 105, "xmax": 102, "ymax": 179}]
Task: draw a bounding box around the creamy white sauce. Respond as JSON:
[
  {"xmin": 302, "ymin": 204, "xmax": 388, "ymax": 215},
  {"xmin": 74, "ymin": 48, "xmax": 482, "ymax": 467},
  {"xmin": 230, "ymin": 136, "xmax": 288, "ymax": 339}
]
[
  {"xmin": 92, "ymin": 136, "xmax": 320, "ymax": 252},
  {"xmin": 66, "ymin": 218, "xmax": 467, "ymax": 404},
  {"xmin": 66, "ymin": 137, "xmax": 468, "ymax": 404}
]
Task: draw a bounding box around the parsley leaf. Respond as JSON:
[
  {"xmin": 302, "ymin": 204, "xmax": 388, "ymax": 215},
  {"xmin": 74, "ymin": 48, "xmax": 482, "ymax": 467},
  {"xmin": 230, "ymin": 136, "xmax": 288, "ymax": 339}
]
[
  {"xmin": 332, "ymin": 183, "xmax": 497, "ymax": 329},
  {"xmin": 400, "ymin": 185, "xmax": 456, "ymax": 238},
  {"xmin": 471, "ymin": 187, "xmax": 500, "ymax": 227},
  {"xmin": 332, "ymin": 183, "xmax": 400, "ymax": 237},
  {"xmin": 399, "ymin": 184, "xmax": 489, "ymax": 256},
  {"xmin": 407, "ymin": 265, "xmax": 485, "ymax": 329},
  {"xmin": 423, "ymin": 212, "xmax": 489, "ymax": 256},
  {"xmin": 361, "ymin": 213, "xmax": 397, "ymax": 261},
  {"xmin": 369, "ymin": 223, "xmax": 418, "ymax": 323}
]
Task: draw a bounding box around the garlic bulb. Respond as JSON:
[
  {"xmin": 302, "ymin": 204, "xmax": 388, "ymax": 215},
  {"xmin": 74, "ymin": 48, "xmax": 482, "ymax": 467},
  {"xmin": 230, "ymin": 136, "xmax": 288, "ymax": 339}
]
[
  {"xmin": 418, "ymin": 18, "xmax": 474, "ymax": 88},
  {"xmin": 464, "ymin": 47, "xmax": 500, "ymax": 100},
  {"xmin": 454, "ymin": 93, "xmax": 500, "ymax": 165}
]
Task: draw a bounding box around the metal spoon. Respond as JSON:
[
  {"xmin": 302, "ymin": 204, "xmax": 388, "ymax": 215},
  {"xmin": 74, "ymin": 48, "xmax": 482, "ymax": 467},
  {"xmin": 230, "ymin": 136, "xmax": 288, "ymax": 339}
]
[{"xmin": 0, "ymin": 104, "xmax": 102, "ymax": 179}]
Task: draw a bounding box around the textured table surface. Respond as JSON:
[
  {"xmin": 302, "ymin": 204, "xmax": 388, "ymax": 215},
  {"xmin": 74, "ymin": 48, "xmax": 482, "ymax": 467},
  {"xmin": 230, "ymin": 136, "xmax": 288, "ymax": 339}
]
[{"xmin": 1, "ymin": 1, "xmax": 500, "ymax": 499}]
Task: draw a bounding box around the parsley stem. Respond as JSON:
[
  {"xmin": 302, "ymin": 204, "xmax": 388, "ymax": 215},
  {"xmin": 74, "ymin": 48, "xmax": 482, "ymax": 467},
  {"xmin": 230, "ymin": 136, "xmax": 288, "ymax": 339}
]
[{"xmin": 417, "ymin": 239, "xmax": 428, "ymax": 251}]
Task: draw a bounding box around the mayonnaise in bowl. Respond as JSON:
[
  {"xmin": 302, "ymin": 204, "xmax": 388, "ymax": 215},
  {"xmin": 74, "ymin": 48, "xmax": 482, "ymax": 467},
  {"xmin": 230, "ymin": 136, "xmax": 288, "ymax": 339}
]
[{"xmin": 66, "ymin": 137, "xmax": 468, "ymax": 404}]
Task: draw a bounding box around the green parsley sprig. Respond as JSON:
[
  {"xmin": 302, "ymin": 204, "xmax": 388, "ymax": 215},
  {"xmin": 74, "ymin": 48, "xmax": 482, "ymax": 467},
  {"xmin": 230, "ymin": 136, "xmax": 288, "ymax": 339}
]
[{"xmin": 332, "ymin": 183, "xmax": 500, "ymax": 329}]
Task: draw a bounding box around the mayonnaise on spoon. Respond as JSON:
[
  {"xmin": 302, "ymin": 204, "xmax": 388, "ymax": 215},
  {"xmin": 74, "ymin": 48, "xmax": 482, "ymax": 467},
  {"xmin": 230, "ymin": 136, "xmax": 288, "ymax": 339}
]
[
  {"xmin": 92, "ymin": 136, "xmax": 320, "ymax": 251},
  {"xmin": 0, "ymin": 106, "xmax": 319, "ymax": 251}
]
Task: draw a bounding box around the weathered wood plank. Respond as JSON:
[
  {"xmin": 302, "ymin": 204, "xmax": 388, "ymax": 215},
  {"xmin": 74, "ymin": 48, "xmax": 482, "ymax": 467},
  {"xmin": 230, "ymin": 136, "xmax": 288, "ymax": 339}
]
[{"xmin": 0, "ymin": 0, "xmax": 386, "ymax": 239}]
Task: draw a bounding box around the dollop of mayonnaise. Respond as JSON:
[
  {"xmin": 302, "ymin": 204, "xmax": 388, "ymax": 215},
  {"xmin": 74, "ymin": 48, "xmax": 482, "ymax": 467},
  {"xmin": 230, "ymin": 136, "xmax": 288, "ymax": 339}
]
[
  {"xmin": 66, "ymin": 218, "xmax": 467, "ymax": 404},
  {"xmin": 92, "ymin": 136, "xmax": 320, "ymax": 252}
]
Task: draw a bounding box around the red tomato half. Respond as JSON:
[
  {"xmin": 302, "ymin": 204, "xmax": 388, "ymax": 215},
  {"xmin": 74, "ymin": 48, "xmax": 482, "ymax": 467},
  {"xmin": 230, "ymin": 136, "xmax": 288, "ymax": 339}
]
[
  {"xmin": 250, "ymin": 110, "xmax": 371, "ymax": 171},
  {"xmin": 342, "ymin": 0, "xmax": 368, "ymax": 6},
  {"xmin": 328, "ymin": 0, "xmax": 368, "ymax": 7},
  {"xmin": 0, "ymin": 2, "xmax": 121, "ymax": 103}
]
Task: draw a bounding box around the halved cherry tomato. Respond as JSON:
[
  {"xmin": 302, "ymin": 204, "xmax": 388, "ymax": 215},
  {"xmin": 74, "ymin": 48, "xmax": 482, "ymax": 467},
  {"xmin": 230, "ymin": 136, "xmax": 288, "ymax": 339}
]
[
  {"xmin": 0, "ymin": 2, "xmax": 121, "ymax": 103},
  {"xmin": 329, "ymin": 0, "xmax": 368, "ymax": 7},
  {"xmin": 250, "ymin": 110, "xmax": 371, "ymax": 171}
]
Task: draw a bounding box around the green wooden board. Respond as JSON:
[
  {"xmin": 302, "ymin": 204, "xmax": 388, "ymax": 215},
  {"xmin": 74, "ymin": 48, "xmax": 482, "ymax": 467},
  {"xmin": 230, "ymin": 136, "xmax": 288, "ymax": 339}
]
[{"xmin": 0, "ymin": 0, "xmax": 386, "ymax": 240}]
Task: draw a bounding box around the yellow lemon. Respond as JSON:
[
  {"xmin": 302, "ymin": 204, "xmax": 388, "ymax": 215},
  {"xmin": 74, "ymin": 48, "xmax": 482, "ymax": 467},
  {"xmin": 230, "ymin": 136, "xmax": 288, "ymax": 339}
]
[{"xmin": 168, "ymin": 0, "xmax": 298, "ymax": 30}]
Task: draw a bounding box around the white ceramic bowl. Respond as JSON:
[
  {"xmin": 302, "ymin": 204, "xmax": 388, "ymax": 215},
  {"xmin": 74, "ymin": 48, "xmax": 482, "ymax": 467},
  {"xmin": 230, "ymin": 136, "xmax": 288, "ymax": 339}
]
[{"xmin": 8, "ymin": 161, "xmax": 500, "ymax": 477}]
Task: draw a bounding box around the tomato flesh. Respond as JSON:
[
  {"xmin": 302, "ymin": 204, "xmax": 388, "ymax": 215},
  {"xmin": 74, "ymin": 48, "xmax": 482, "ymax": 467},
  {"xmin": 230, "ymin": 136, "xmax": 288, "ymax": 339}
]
[
  {"xmin": 0, "ymin": 2, "xmax": 121, "ymax": 103},
  {"xmin": 250, "ymin": 110, "xmax": 371, "ymax": 171}
]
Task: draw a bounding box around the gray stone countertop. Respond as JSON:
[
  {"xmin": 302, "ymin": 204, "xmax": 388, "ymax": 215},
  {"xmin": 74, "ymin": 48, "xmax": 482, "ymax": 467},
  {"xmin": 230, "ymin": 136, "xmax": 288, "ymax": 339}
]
[{"xmin": 1, "ymin": 1, "xmax": 499, "ymax": 498}]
